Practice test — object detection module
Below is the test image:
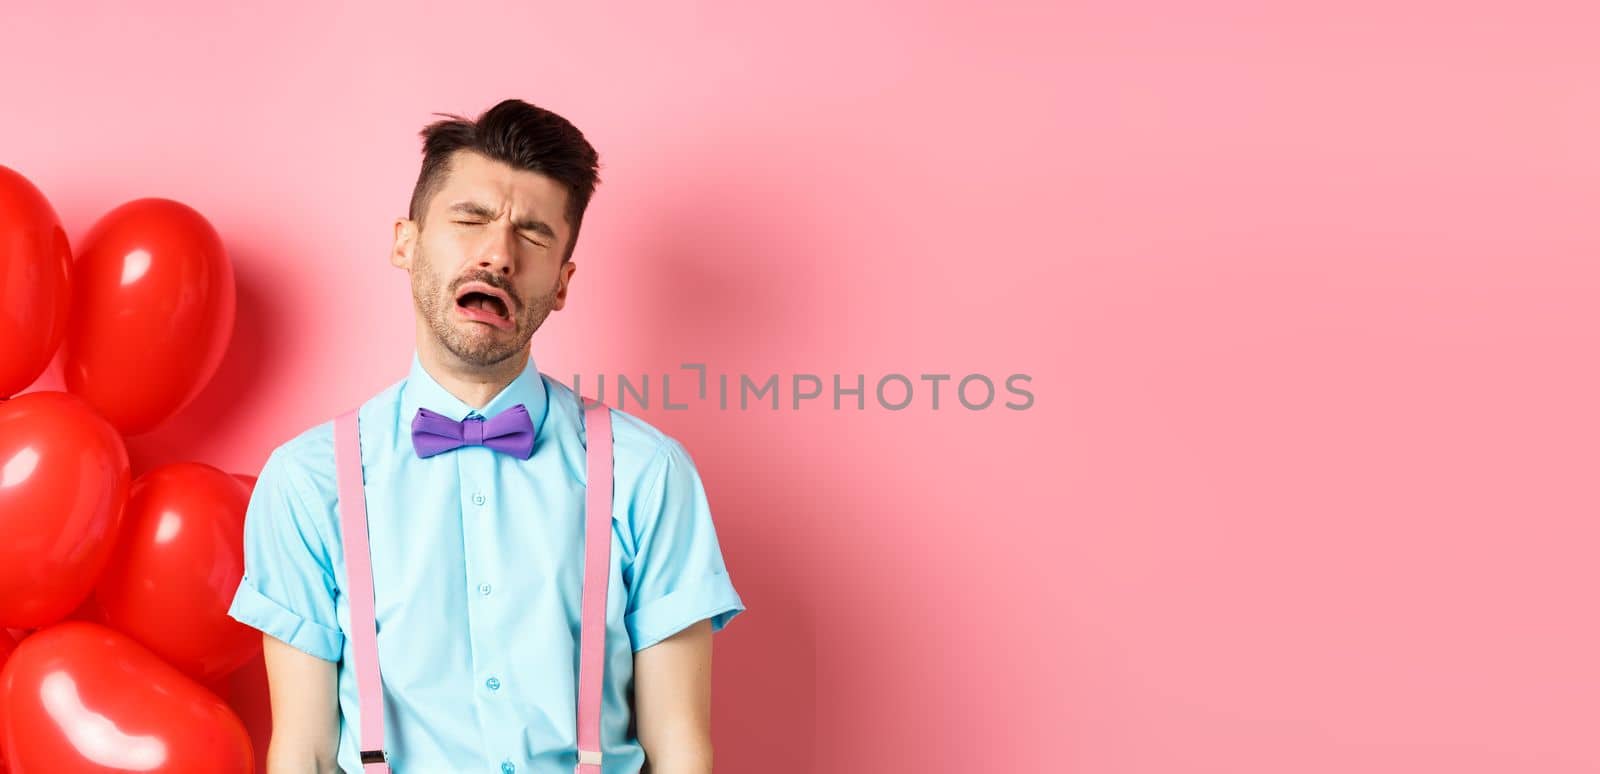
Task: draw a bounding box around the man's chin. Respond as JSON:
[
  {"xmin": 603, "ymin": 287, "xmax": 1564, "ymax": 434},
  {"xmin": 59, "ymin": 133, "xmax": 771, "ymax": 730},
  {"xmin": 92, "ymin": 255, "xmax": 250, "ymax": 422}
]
[
  {"xmin": 447, "ymin": 344, "xmax": 519, "ymax": 367},
  {"xmin": 441, "ymin": 323, "xmax": 527, "ymax": 362}
]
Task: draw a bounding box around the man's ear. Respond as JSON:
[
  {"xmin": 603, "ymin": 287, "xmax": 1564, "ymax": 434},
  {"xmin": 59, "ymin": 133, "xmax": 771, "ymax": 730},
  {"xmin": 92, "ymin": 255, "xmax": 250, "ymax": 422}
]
[
  {"xmin": 551, "ymin": 261, "xmax": 577, "ymax": 311},
  {"xmin": 391, "ymin": 218, "xmax": 418, "ymax": 270}
]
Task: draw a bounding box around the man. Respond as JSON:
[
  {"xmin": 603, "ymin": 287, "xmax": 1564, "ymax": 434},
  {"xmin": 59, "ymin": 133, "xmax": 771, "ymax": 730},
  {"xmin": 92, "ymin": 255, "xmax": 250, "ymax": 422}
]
[{"xmin": 228, "ymin": 99, "xmax": 746, "ymax": 774}]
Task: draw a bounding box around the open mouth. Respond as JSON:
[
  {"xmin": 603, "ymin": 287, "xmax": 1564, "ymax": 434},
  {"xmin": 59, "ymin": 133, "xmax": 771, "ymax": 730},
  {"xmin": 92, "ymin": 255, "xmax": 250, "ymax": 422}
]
[{"xmin": 454, "ymin": 282, "xmax": 514, "ymax": 330}]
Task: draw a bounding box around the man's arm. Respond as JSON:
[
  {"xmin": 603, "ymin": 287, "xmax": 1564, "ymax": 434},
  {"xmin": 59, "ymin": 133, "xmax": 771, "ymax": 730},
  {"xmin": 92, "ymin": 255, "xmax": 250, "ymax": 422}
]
[
  {"xmin": 261, "ymin": 633, "xmax": 341, "ymax": 774},
  {"xmin": 634, "ymin": 618, "xmax": 715, "ymax": 774}
]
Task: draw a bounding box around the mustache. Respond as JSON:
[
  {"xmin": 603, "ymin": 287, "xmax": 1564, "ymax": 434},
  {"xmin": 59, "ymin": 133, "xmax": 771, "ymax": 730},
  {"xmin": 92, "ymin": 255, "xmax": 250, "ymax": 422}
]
[{"xmin": 451, "ymin": 271, "xmax": 511, "ymax": 294}]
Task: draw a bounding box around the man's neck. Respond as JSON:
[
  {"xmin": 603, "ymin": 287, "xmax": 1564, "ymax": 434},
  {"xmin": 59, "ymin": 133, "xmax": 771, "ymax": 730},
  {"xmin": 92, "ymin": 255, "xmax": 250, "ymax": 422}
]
[{"xmin": 416, "ymin": 338, "xmax": 527, "ymax": 411}]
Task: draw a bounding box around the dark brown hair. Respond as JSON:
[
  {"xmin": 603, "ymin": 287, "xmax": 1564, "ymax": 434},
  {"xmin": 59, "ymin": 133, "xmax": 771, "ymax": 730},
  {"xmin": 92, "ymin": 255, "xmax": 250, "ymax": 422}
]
[{"xmin": 408, "ymin": 99, "xmax": 601, "ymax": 262}]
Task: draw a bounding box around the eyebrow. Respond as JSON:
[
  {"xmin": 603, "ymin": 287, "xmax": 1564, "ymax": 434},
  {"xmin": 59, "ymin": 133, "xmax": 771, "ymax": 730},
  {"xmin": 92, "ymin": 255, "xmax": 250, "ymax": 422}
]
[{"xmin": 447, "ymin": 201, "xmax": 557, "ymax": 240}]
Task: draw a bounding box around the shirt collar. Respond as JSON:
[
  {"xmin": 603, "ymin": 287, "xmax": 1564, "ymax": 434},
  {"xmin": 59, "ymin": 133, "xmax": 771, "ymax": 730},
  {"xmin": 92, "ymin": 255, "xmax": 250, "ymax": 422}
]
[{"xmin": 399, "ymin": 349, "xmax": 549, "ymax": 440}]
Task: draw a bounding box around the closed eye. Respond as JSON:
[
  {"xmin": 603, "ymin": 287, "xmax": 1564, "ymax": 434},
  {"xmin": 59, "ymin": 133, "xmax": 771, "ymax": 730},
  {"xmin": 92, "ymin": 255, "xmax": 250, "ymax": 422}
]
[{"xmin": 453, "ymin": 219, "xmax": 548, "ymax": 248}]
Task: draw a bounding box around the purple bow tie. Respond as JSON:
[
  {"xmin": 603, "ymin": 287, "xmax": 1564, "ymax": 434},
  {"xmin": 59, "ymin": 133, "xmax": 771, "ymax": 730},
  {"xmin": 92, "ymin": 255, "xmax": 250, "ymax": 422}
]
[{"xmin": 411, "ymin": 404, "xmax": 535, "ymax": 459}]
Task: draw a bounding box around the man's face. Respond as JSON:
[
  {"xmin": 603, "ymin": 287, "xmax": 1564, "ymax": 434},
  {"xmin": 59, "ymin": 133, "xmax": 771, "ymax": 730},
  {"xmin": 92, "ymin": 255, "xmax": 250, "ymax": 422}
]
[{"xmin": 393, "ymin": 149, "xmax": 577, "ymax": 368}]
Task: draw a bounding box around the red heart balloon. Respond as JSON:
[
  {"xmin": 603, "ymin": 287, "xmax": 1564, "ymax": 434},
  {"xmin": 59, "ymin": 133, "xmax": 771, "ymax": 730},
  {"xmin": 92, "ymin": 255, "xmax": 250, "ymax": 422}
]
[
  {"xmin": 0, "ymin": 621, "xmax": 254, "ymax": 773},
  {"xmin": 0, "ymin": 392, "xmax": 130, "ymax": 629},
  {"xmin": 95, "ymin": 463, "xmax": 259, "ymax": 684},
  {"xmin": 62, "ymin": 198, "xmax": 235, "ymax": 435},
  {"xmin": 0, "ymin": 166, "xmax": 72, "ymax": 399},
  {"xmin": 0, "ymin": 629, "xmax": 12, "ymax": 773}
]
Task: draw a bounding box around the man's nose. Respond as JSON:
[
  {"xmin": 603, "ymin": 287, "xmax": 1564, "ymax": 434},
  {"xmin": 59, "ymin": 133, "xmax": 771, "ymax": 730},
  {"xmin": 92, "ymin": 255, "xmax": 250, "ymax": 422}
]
[{"xmin": 472, "ymin": 223, "xmax": 517, "ymax": 276}]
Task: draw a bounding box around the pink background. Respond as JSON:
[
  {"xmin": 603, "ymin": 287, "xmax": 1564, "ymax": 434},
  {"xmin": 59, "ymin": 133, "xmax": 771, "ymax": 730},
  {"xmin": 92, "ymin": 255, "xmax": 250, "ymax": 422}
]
[{"xmin": 5, "ymin": 2, "xmax": 1599, "ymax": 772}]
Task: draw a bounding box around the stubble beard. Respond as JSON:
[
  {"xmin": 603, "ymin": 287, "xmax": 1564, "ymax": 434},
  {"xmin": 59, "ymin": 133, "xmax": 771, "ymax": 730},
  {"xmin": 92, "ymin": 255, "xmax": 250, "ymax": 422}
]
[{"xmin": 412, "ymin": 244, "xmax": 559, "ymax": 368}]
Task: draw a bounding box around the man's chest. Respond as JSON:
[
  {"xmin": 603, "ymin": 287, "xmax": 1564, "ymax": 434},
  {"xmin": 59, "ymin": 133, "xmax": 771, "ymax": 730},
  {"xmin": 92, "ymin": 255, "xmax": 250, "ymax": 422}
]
[
  {"xmin": 339, "ymin": 451, "xmax": 635, "ymax": 697},
  {"xmin": 361, "ymin": 457, "xmax": 591, "ymax": 598}
]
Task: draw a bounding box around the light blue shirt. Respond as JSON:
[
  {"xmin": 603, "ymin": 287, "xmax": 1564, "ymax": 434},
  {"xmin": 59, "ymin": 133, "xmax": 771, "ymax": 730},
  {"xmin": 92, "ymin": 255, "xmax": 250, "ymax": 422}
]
[{"xmin": 227, "ymin": 350, "xmax": 746, "ymax": 774}]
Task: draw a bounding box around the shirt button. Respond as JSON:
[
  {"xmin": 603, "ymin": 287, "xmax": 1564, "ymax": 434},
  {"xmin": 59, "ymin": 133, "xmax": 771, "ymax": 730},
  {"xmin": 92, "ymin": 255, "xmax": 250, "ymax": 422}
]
[
  {"xmin": 478, "ymin": 583, "xmax": 493, "ymax": 596},
  {"xmin": 485, "ymin": 676, "xmax": 501, "ymax": 691},
  {"xmin": 501, "ymin": 762, "xmax": 516, "ymax": 774},
  {"xmin": 472, "ymin": 492, "xmax": 486, "ymax": 506}
]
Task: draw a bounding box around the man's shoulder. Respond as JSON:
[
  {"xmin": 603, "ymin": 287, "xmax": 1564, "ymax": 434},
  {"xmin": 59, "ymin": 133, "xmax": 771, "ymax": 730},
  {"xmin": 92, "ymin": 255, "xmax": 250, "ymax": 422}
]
[
  {"xmin": 541, "ymin": 373, "xmax": 686, "ymax": 464},
  {"xmin": 257, "ymin": 420, "xmax": 336, "ymax": 504},
  {"xmin": 262, "ymin": 378, "xmax": 404, "ymax": 493},
  {"xmin": 272, "ymin": 419, "xmax": 335, "ymax": 466},
  {"xmin": 542, "ymin": 378, "xmax": 719, "ymax": 538}
]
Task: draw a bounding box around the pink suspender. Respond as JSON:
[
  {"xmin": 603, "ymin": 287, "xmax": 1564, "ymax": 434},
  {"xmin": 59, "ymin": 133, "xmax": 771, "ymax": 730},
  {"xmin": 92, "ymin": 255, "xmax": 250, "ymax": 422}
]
[
  {"xmin": 575, "ymin": 398, "xmax": 612, "ymax": 774},
  {"xmin": 334, "ymin": 408, "xmax": 387, "ymax": 773},
  {"xmin": 334, "ymin": 397, "xmax": 614, "ymax": 774}
]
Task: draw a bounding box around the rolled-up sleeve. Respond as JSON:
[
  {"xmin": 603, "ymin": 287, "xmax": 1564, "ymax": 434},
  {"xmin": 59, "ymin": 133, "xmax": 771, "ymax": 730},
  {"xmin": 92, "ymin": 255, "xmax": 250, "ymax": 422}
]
[
  {"xmin": 624, "ymin": 437, "xmax": 746, "ymax": 652},
  {"xmin": 228, "ymin": 446, "xmax": 344, "ymax": 662}
]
